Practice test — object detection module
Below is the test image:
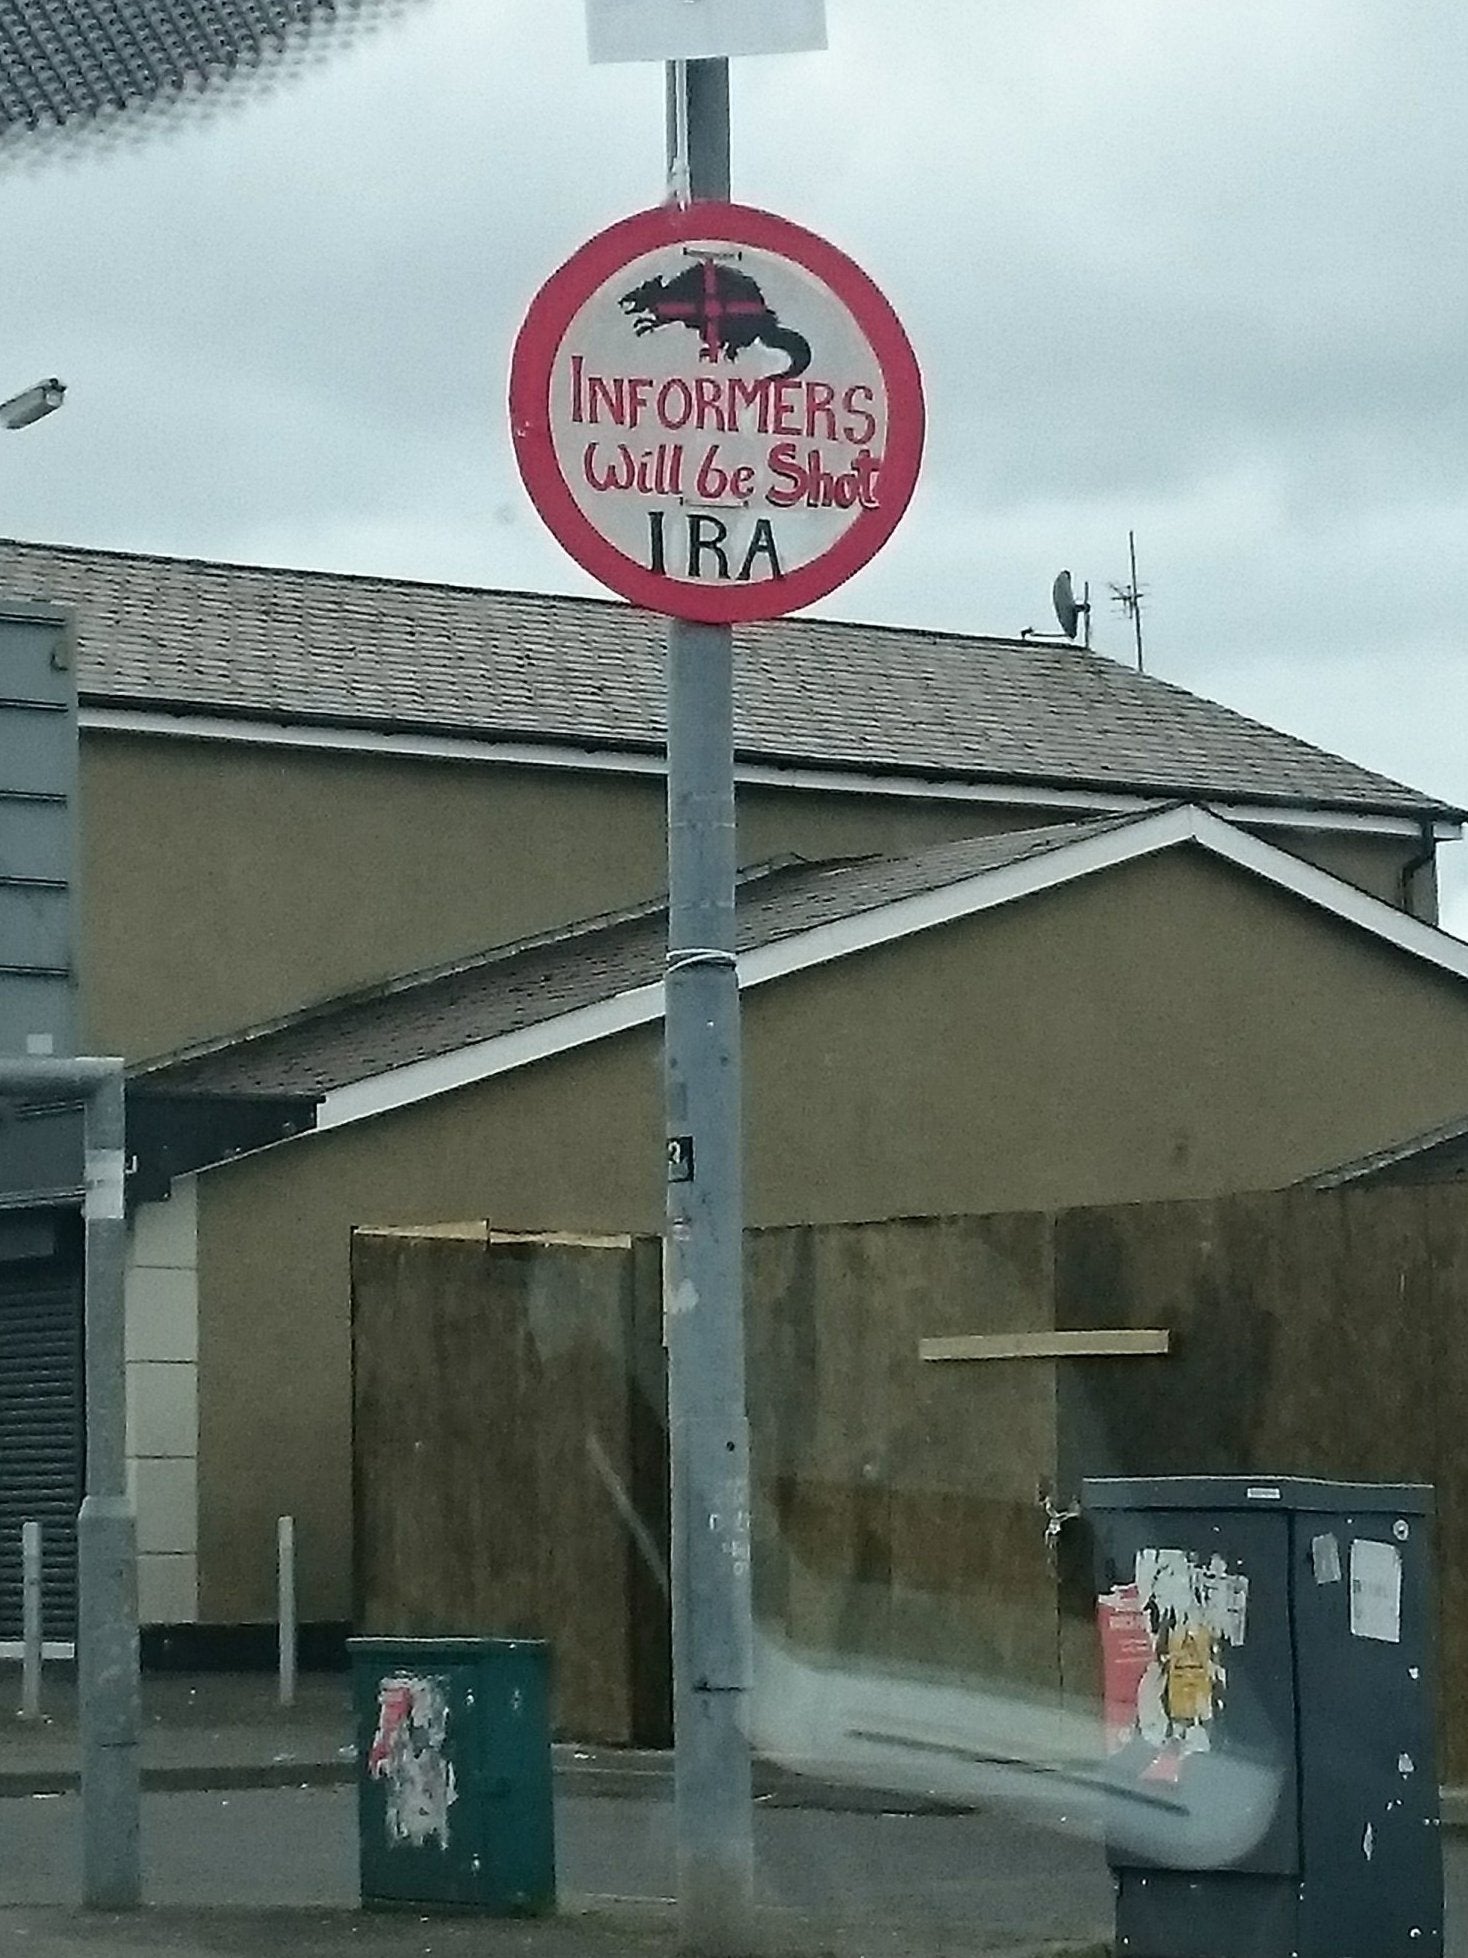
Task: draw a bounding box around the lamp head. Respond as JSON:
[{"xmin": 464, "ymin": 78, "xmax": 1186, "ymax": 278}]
[{"xmin": 0, "ymin": 380, "xmax": 66, "ymax": 430}]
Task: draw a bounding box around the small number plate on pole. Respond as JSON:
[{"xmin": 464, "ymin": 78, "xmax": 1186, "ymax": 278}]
[
  {"xmin": 586, "ymin": 0, "xmax": 826, "ymax": 64},
  {"xmin": 667, "ymin": 1135, "xmax": 695, "ymax": 1183}
]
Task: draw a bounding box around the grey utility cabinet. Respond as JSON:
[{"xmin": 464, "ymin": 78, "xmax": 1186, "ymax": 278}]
[{"xmin": 1083, "ymin": 1476, "xmax": 1442, "ymax": 1958}]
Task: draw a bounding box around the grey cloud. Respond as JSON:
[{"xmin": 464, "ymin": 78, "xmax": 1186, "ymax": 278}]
[{"xmin": 1, "ymin": 0, "xmax": 1464, "ymax": 909}]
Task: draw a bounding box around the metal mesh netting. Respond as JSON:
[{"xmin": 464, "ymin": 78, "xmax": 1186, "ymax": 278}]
[{"xmin": 0, "ymin": 0, "xmax": 427, "ymax": 158}]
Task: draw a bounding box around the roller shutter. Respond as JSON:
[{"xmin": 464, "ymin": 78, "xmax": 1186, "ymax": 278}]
[{"xmin": 0, "ymin": 1214, "xmax": 83, "ymax": 1640}]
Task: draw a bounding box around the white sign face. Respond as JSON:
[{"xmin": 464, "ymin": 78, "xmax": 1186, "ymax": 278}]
[
  {"xmin": 509, "ymin": 203, "xmax": 926, "ymax": 625},
  {"xmin": 586, "ymin": 0, "xmax": 826, "ymax": 64},
  {"xmin": 559, "ymin": 240, "xmax": 883, "ymax": 589}
]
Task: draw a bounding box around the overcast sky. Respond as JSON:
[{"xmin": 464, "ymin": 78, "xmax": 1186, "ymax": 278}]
[{"xmin": 4, "ymin": 0, "xmax": 1466, "ymax": 921}]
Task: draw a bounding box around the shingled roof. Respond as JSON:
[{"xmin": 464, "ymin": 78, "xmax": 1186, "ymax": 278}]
[
  {"xmin": 134, "ymin": 817, "xmax": 1134, "ymax": 1099},
  {"xmin": 133, "ymin": 805, "xmax": 1468, "ymax": 1120},
  {"xmin": 1305, "ymin": 1114, "xmax": 1468, "ymax": 1190},
  {"xmin": 1, "ymin": 537, "xmax": 1454, "ymax": 820}
]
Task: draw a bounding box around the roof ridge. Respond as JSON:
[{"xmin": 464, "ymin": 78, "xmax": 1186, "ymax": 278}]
[
  {"xmin": 133, "ymin": 818, "xmax": 1127, "ymax": 1090},
  {"xmin": 132, "ymin": 806, "xmax": 1468, "ymax": 1123},
  {"xmin": 0, "ymin": 534, "xmax": 1047, "ymax": 655},
  {"xmin": 6, "ymin": 536, "xmax": 1457, "ymax": 820},
  {"xmin": 1305, "ymin": 1109, "xmax": 1468, "ymax": 1189},
  {"xmin": 787, "ymin": 809, "xmax": 1150, "ymax": 885},
  {"xmin": 130, "ymin": 851, "xmax": 823, "ymax": 1078},
  {"xmin": 0, "ymin": 535, "xmax": 635, "ymax": 617}
]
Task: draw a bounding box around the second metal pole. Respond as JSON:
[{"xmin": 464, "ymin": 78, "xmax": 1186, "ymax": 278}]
[
  {"xmin": 663, "ymin": 59, "xmax": 755, "ymax": 1958},
  {"xmin": 20, "ymin": 1520, "xmax": 42, "ymax": 1720},
  {"xmin": 78, "ymin": 1064, "xmax": 141, "ymax": 1909}
]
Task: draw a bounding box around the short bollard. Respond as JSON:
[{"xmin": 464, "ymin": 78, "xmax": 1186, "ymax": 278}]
[
  {"xmin": 20, "ymin": 1521, "xmax": 42, "ymax": 1721},
  {"xmin": 278, "ymin": 1516, "xmax": 297, "ymax": 1709}
]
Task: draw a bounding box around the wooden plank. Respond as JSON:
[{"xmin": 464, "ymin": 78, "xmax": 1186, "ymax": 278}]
[
  {"xmin": 488, "ymin": 1230, "xmax": 634, "ymax": 1249},
  {"xmin": 919, "ymin": 1328, "xmax": 1170, "ymax": 1363}
]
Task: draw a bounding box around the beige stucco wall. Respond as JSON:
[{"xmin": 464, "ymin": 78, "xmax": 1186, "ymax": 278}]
[
  {"xmin": 189, "ymin": 844, "xmax": 1468, "ymax": 1624},
  {"xmin": 78, "ymin": 731, "xmax": 1436, "ymax": 1058},
  {"xmin": 80, "ymin": 734, "xmax": 1018, "ymax": 1057},
  {"xmin": 1277, "ymin": 824, "xmax": 1439, "ymax": 919}
]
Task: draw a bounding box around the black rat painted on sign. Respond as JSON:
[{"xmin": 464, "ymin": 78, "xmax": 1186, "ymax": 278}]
[{"xmin": 620, "ymin": 258, "xmax": 812, "ymax": 378}]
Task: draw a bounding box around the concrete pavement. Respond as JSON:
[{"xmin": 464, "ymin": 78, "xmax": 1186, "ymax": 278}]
[
  {"xmin": 0, "ymin": 1667, "xmax": 1459, "ymax": 1957},
  {"xmin": 0, "ymin": 1670, "xmax": 356, "ymax": 1794},
  {"xmin": 0, "ymin": 1782, "xmax": 1118, "ymax": 1958},
  {"xmin": 0, "ymin": 1905, "xmax": 1114, "ymax": 1958},
  {"xmin": 0, "ymin": 1669, "xmax": 969, "ymax": 1810},
  {"xmin": 0, "ymin": 1668, "xmax": 1119, "ymax": 1954}
]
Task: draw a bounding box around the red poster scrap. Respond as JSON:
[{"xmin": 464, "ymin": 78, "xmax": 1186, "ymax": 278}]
[{"xmin": 1097, "ymin": 1582, "xmax": 1155, "ymax": 1754}]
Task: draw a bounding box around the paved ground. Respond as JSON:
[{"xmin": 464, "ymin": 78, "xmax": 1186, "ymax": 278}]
[
  {"xmin": 0, "ymin": 1784, "xmax": 1117, "ymax": 1927},
  {"xmin": 0, "ymin": 1669, "xmax": 985, "ymax": 1809},
  {"xmin": 0, "ymin": 1784, "xmax": 1117, "ymax": 1958},
  {"xmin": 0, "ymin": 1671, "xmax": 357, "ymax": 1794},
  {"xmin": 0, "ymin": 1669, "xmax": 1459, "ymax": 1957},
  {"xmin": 0, "ymin": 1904, "xmax": 1112, "ymax": 1958},
  {"xmin": 0, "ymin": 1669, "xmax": 1118, "ymax": 1955}
]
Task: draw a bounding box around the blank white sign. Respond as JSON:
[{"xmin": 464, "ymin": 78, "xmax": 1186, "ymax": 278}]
[
  {"xmin": 1349, "ymin": 1538, "xmax": 1402, "ymax": 1644},
  {"xmin": 586, "ymin": 0, "xmax": 827, "ymax": 64}
]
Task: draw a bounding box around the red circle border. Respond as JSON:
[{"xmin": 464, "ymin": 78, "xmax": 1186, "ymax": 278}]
[{"xmin": 508, "ymin": 202, "xmax": 925, "ymax": 625}]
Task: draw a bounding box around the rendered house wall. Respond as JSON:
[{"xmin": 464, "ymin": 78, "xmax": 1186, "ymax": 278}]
[{"xmin": 188, "ymin": 849, "xmax": 1468, "ymax": 1624}]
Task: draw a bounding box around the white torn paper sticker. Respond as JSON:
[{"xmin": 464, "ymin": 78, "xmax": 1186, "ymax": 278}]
[
  {"xmin": 1311, "ymin": 1533, "xmax": 1342, "ymax": 1585},
  {"xmin": 1350, "ymin": 1539, "xmax": 1402, "ymax": 1644},
  {"xmin": 84, "ymin": 1148, "xmax": 126, "ymax": 1221}
]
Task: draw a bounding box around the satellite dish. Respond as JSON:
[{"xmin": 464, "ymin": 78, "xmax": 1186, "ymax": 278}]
[{"xmin": 1052, "ymin": 570, "xmax": 1090, "ymax": 642}]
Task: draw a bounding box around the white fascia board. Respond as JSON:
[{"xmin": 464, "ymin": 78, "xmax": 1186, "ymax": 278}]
[
  {"xmin": 305, "ymin": 803, "xmax": 1468, "ymax": 1139},
  {"xmin": 737, "ymin": 807, "xmax": 1199, "ymax": 987},
  {"xmin": 316, "ymin": 981, "xmax": 666, "ymax": 1131},
  {"xmin": 1181, "ymin": 807, "xmax": 1468, "ymax": 979},
  {"xmin": 308, "ymin": 807, "xmax": 1180, "ymax": 1135},
  {"xmin": 81, "ymin": 706, "xmax": 667, "ymax": 780},
  {"xmin": 80, "ymin": 706, "xmax": 1459, "ymax": 841}
]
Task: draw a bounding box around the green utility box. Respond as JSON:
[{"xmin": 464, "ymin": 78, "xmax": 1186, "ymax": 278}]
[{"xmin": 350, "ymin": 1636, "xmax": 556, "ymax": 1915}]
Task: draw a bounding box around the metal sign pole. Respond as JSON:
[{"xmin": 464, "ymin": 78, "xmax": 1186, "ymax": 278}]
[
  {"xmin": 662, "ymin": 55, "xmax": 756, "ymax": 1958},
  {"xmin": 0, "ymin": 1059, "xmax": 138, "ymax": 1905},
  {"xmin": 76, "ymin": 1059, "xmax": 140, "ymax": 1909}
]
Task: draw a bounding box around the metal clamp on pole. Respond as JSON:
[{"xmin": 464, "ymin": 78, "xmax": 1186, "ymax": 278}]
[{"xmin": 666, "ymin": 948, "xmax": 739, "ymax": 978}]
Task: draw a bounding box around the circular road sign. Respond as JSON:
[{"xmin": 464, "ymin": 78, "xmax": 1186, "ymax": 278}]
[{"xmin": 509, "ymin": 202, "xmax": 925, "ymax": 624}]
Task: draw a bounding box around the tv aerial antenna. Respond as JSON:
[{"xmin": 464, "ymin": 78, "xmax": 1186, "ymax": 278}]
[{"xmin": 1109, "ymin": 530, "xmax": 1146, "ymax": 673}]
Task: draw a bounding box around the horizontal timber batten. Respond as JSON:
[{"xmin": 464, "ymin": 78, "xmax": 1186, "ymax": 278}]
[{"xmin": 919, "ymin": 1329, "xmax": 1172, "ymax": 1363}]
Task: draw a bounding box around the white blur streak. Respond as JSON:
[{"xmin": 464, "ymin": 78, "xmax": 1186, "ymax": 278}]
[
  {"xmin": 0, "ymin": 0, "xmax": 435, "ymax": 174},
  {"xmin": 585, "ymin": 1430, "xmax": 670, "ymax": 1598},
  {"xmin": 749, "ymin": 1633, "xmax": 1283, "ymax": 1869}
]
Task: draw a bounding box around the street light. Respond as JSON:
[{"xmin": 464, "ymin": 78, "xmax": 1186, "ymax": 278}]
[{"xmin": 0, "ymin": 379, "xmax": 66, "ymax": 430}]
